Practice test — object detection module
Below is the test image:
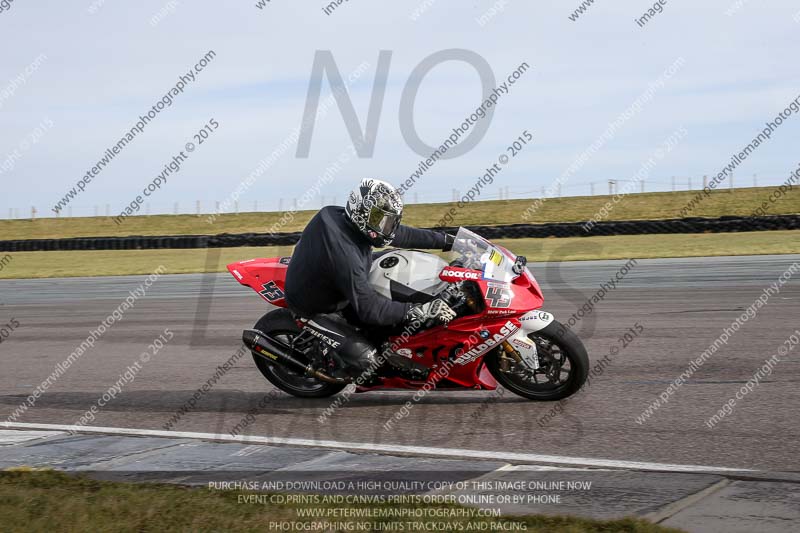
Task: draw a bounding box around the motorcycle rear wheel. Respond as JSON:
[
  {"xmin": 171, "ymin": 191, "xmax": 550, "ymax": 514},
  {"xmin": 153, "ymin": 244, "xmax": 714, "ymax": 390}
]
[
  {"xmin": 251, "ymin": 309, "xmax": 346, "ymax": 398},
  {"xmin": 486, "ymin": 320, "xmax": 589, "ymax": 401}
]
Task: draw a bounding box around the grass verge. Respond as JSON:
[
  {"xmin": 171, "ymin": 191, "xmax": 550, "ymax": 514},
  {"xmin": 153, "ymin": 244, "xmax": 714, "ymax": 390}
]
[
  {"xmin": 0, "ymin": 231, "xmax": 798, "ymax": 279},
  {"xmin": 0, "ymin": 470, "xmax": 684, "ymax": 533},
  {"xmin": 1, "ymin": 187, "xmax": 797, "ymax": 240}
]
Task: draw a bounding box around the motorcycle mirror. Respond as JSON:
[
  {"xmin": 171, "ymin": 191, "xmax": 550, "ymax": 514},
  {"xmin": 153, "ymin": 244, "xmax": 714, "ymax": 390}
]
[{"xmin": 512, "ymin": 255, "xmax": 527, "ymax": 275}]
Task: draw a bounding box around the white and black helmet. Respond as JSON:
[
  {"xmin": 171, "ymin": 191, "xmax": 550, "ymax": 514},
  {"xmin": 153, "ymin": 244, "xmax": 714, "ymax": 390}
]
[{"xmin": 345, "ymin": 178, "xmax": 404, "ymax": 247}]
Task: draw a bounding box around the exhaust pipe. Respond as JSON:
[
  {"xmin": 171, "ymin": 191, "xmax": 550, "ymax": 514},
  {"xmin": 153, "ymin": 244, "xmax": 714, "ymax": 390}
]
[{"xmin": 242, "ymin": 329, "xmax": 350, "ymax": 385}]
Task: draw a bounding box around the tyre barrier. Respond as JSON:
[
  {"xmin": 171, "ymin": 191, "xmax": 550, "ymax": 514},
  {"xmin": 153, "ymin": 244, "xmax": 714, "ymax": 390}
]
[
  {"xmin": 0, "ymin": 215, "xmax": 797, "ymax": 252},
  {"xmin": 437, "ymin": 214, "xmax": 800, "ymax": 240}
]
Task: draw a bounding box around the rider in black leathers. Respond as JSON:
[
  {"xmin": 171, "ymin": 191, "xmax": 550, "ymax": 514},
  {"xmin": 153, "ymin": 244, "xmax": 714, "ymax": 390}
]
[{"xmin": 284, "ymin": 178, "xmax": 455, "ymax": 375}]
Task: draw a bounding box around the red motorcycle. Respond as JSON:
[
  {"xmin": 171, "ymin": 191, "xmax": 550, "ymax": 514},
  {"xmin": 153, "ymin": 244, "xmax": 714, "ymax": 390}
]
[{"xmin": 228, "ymin": 227, "xmax": 589, "ymax": 401}]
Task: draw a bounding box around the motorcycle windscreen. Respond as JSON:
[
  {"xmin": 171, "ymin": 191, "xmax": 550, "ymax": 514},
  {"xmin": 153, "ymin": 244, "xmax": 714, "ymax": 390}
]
[{"xmin": 450, "ymin": 227, "xmax": 518, "ymax": 283}]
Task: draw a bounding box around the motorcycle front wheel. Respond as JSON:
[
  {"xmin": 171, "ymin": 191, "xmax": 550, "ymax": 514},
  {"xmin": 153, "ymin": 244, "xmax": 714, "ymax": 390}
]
[{"xmin": 485, "ymin": 320, "xmax": 589, "ymax": 401}]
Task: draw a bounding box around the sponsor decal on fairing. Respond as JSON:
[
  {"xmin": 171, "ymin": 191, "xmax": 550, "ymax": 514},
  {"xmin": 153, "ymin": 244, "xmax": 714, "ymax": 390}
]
[
  {"xmin": 453, "ymin": 320, "xmax": 519, "ymax": 366},
  {"xmin": 440, "ymin": 267, "xmax": 482, "ymax": 280}
]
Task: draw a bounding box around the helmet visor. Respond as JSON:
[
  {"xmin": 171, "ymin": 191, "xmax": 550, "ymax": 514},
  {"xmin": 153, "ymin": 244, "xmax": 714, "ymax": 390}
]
[{"xmin": 367, "ymin": 205, "xmax": 401, "ymax": 236}]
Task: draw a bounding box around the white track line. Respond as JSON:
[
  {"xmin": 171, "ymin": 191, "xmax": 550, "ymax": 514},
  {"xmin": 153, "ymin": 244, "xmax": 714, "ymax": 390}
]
[{"xmin": 0, "ymin": 421, "xmax": 752, "ymax": 474}]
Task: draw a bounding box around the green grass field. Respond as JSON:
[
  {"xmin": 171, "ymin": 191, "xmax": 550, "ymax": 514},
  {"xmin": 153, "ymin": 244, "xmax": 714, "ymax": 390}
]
[
  {"xmin": 0, "ymin": 187, "xmax": 797, "ymax": 279},
  {"xmin": 1, "ymin": 186, "xmax": 797, "ymax": 240},
  {"xmin": 0, "ymin": 470, "xmax": 684, "ymax": 533},
  {"xmin": 1, "ymin": 231, "xmax": 798, "ymax": 279}
]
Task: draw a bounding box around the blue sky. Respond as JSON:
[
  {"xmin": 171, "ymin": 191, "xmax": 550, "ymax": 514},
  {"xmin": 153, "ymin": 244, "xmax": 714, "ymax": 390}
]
[{"xmin": 1, "ymin": 0, "xmax": 798, "ymax": 218}]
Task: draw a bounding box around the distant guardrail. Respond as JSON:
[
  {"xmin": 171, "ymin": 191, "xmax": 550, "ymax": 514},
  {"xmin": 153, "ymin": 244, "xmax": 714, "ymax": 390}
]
[{"xmin": 0, "ymin": 215, "xmax": 798, "ymax": 252}]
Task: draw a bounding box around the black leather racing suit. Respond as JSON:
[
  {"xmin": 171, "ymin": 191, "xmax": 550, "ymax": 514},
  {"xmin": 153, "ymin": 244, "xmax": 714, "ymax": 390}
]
[{"xmin": 284, "ymin": 206, "xmax": 447, "ymax": 373}]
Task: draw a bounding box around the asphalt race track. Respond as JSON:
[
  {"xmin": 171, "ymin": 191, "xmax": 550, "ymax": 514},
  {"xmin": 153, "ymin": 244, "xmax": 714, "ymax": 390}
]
[{"xmin": 1, "ymin": 254, "xmax": 799, "ymax": 473}]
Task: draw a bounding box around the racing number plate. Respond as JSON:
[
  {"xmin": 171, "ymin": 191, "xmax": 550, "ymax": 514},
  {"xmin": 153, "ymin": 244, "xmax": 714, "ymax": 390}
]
[
  {"xmin": 485, "ymin": 281, "xmax": 513, "ymax": 308},
  {"xmin": 259, "ymin": 280, "xmax": 285, "ymax": 302}
]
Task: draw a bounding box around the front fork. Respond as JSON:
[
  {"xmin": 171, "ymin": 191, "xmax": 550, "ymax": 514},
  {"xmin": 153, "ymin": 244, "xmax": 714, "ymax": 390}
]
[{"xmin": 502, "ymin": 310, "xmax": 557, "ymax": 371}]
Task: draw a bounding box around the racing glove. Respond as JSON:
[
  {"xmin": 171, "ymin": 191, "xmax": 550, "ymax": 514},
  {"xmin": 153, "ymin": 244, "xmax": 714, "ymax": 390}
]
[
  {"xmin": 405, "ymin": 298, "xmax": 456, "ymax": 328},
  {"xmin": 443, "ymin": 233, "xmax": 456, "ymax": 252}
]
